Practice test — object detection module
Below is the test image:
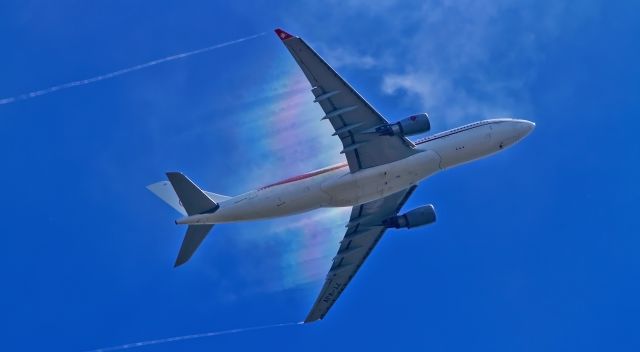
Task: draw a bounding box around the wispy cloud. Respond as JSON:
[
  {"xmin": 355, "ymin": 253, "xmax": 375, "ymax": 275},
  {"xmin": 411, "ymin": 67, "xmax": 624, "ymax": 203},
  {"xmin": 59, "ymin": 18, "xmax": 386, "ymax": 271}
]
[
  {"xmin": 287, "ymin": 0, "xmax": 596, "ymax": 128},
  {"xmin": 208, "ymin": 207, "xmax": 351, "ymax": 296},
  {"xmin": 381, "ymin": 71, "xmax": 514, "ymax": 125},
  {"xmin": 154, "ymin": 63, "xmax": 349, "ymax": 295},
  {"xmin": 320, "ymin": 47, "xmax": 380, "ymax": 70}
]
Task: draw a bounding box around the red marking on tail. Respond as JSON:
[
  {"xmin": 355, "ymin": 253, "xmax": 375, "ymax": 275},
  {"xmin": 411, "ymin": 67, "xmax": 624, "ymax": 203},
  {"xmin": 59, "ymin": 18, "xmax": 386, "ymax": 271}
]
[{"xmin": 274, "ymin": 28, "xmax": 294, "ymax": 41}]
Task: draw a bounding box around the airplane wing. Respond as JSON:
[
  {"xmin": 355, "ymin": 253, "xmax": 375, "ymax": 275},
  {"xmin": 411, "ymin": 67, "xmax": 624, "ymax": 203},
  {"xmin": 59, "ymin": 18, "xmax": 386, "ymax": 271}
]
[
  {"xmin": 275, "ymin": 28, "xmax": 417, "ymax": 172},
  {"xmin": 305, "ymin": 185, "xmax": 418, "ymax": 323}
]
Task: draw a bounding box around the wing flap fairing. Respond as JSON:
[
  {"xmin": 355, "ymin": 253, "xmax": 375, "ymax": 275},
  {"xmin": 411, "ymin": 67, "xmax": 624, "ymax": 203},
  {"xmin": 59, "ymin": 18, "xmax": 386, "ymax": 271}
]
[{"xmin": 304, "ymin": 186, "xmax": 419, "ymax": 323}]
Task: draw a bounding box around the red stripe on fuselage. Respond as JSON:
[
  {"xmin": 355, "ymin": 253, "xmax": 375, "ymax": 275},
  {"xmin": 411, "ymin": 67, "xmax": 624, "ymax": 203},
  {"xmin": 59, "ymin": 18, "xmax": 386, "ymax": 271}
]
[{"xmin": 258, "ymin": 162, "xmax": 348, "ymax": 190}]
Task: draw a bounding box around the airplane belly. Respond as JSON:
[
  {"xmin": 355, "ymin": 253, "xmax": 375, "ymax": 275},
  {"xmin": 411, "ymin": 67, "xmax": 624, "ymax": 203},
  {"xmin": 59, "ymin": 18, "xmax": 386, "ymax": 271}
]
[
  {"xmin": 321, "ymin": 150, "xmax": 441, "ymax": 207},
  {"xmin": 265, "ymin": 179, "xmax": 332, "ymax": 216},
  {"xmin": 209, "ymin": 176, "xmax": 331, "ymax": 223}
]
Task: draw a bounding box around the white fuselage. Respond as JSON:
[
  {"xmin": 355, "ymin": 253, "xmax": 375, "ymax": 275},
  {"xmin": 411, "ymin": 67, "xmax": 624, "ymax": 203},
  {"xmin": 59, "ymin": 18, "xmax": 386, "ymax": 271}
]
[{"xmin": 178, "ymin": 118, "xmax": 534, "ymax": 225}]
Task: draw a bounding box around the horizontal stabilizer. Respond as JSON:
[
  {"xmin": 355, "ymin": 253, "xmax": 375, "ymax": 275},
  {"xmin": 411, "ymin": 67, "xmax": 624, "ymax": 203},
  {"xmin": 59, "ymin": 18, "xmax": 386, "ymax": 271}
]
[
  {"xmin": 146, "ymin": 181, "xmax": 186, "ymax": 215},
  {"xmin": 175, "ymin": 225, "xmax": 214, "ymax": 267}
]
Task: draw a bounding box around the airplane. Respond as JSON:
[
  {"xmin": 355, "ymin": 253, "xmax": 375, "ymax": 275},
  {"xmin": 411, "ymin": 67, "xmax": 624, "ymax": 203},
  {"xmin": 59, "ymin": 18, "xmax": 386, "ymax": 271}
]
[{"xmin": 147, "ymin": 28, "xmax": 535, "ymax": 323}]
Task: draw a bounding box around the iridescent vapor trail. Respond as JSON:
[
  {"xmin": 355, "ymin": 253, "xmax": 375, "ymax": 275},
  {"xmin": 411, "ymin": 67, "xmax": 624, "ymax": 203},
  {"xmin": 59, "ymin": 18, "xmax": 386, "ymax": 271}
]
[
  {"xmin": 83, "ymin": 321, "xmax": 302, "ymax": 352},
  {"xmin": 0, "ymin": 32, "xmax": 265, "ymax": 106}
]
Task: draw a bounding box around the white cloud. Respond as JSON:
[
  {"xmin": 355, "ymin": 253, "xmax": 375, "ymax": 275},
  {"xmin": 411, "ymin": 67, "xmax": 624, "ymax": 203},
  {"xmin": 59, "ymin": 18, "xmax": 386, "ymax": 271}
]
[
  {"xmin": 381, "ymin": 70, "xmax": 516, "ymax": 126},
  {"xmin": 381, "ymin": 73, "xmax": 429, "ymax": 97}
]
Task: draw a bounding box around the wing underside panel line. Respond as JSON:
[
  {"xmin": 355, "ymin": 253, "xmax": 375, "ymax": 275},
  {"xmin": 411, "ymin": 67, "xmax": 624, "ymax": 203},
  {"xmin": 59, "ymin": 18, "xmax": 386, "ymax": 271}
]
[
  {"xmin": 278, "ymin": 31, "xmax": 417, "ymax": 173},
  {"xmin": 304, "ymin": 186, "xmax": 419, "ymax": 322}
]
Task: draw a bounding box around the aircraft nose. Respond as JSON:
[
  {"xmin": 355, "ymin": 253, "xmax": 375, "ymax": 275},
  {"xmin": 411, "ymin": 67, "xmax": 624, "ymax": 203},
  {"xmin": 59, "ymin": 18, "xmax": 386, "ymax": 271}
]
[{"xmin": 514, "ymin": 120, "xmax": 535, "ymax": 139}]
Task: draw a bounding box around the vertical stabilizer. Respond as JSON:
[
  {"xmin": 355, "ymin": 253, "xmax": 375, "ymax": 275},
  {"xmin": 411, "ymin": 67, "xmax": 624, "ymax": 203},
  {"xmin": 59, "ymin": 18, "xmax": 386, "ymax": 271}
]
[{"xmin": 166, "ymin": 172, "xmax": 219, "ymax": 215}]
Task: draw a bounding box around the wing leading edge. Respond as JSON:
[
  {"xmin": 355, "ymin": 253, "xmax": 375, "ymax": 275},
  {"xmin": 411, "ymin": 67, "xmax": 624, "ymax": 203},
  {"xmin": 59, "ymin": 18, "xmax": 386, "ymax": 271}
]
[
  {"xmin": 305, "ymin": 185, "xmax": 418, "ymax": 323},
  {"xmin": 275, "ymin": 28, "xmax": 417, "ymax": 172}
]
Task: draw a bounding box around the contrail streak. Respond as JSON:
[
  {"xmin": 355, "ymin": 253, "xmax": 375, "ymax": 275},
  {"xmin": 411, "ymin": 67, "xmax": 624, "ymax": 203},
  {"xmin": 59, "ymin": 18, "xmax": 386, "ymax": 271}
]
[
  {"xmin": 83, "ymin": 321, "xmax": 303, "ymax": 352},
  {"xmin": 0, "ymin": 32, "xmax": 265, "ymax": 106}
]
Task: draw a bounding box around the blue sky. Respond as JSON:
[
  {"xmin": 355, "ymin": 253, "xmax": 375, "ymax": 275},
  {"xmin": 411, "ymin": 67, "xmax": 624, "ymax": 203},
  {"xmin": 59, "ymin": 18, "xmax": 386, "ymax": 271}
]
[{"xmin": 1, "ymin": 0, "xmax": 639, "ymax": 351}]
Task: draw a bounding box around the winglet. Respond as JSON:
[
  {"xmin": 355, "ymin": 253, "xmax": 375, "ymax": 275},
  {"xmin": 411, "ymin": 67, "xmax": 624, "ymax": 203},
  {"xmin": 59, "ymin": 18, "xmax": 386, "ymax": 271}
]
[{"xmin": 274, "ymin": 28, "xmax": 294, "ymax": 41}]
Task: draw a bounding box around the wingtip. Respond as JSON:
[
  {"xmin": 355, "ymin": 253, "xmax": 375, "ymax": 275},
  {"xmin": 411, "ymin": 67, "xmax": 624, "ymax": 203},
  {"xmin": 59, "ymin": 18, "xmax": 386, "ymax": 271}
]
[
  {"xmin": 274, "ymin": 28, "xmax": 294, "ymax": 41},
  {"xmin": 303, "ymin": 314, "xmax": 322, "ymax": 324},
  {"xmin": 174, "ymin": 251, "xmax": 190, "ymax": 267}
]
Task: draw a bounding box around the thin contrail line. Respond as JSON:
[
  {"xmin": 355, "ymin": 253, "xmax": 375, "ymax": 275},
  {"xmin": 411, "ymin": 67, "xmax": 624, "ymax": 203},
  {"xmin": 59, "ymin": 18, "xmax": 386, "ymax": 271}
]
[
  {"xmin": 0, "ymin": 32, "xmax": 265, "ymax": 106},
  {"xmin": 83, "ymin": 321, "xmax": 303, "ymax": 352}
]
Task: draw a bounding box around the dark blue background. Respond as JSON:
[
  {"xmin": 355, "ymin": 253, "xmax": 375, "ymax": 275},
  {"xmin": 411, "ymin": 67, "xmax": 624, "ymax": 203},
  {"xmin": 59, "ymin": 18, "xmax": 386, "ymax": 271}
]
[{"xmin": 1, "ymin": 1, "xmax": 638, "ymax": 350}]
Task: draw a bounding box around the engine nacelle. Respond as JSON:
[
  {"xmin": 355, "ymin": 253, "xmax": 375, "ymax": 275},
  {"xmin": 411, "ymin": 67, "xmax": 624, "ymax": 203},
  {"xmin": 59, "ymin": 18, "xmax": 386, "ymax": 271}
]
[
  {"xmin": 384, "ymin": 204, "xmax": 436, "ymax": 229},
  {"xmin": 374, "ymin": 113, "xmax": 431, "ymax": 137}
]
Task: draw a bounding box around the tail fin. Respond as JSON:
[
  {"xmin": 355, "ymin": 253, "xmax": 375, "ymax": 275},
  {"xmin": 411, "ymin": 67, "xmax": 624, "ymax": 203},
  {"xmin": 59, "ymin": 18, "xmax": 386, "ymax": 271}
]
[
  {"xmin": 166, "ymin": 172, "xmax": 219, "ymax": 216},
  {"xmin": 147, "ymin": 181, "xmax": 231, "ymax": 216},
  {"xmin": 151, "ymin": 172, "xmax": 221, "ymax": 267}
]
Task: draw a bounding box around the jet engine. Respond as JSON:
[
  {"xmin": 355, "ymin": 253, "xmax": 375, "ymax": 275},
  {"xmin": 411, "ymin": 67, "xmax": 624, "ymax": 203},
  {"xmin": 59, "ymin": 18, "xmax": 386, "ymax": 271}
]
[
  {"xmin": 373, "ymin": 113, "xmax": 431, "ymax": 137},
  {"xmin": 384, "ymin": 204, "xmax": 436, "ymax": 229}
]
